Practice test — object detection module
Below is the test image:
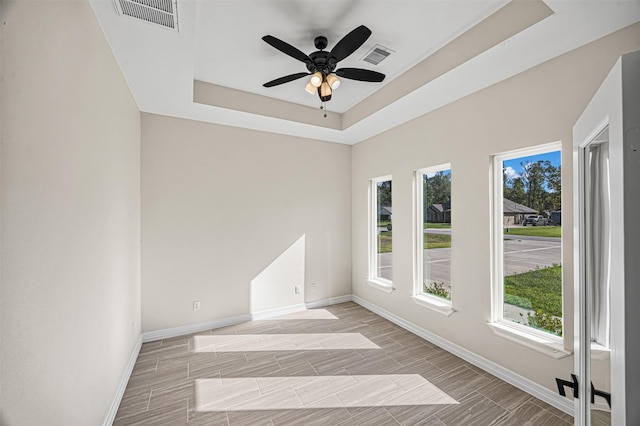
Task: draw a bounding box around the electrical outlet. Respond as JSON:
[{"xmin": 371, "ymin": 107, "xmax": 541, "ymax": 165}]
[
  {"xmin": 294, "ymin": 285, "xmax": 301, "ymax": 294},
  {"xmin": 311, "ymin": 283, "xmax": 317, "ymax": 291},
  {"xmin": 193, "ymin": 301, "xmax": 200, "ymax": 311}
]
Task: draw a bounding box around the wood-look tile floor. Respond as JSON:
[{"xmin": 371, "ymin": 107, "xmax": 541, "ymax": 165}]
[{"xmin": 114, "ymin": 302, "xmax": 574, "ymax": 425}]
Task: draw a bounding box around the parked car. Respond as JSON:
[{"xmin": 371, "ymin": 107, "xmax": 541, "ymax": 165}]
[
  {"xmin": 549, "ymin": 210, "xmax": 561, "ymax": 226},
  {"xmin": 523, "ymin": 215, "xmax": 547, "ymax": 226}
]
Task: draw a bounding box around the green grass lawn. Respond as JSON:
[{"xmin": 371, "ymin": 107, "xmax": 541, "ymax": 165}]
[
  {"xmin": 504, "ymin": 226, "xmax": 561, "ymax": 238},
  {"xmin": 504, "ymin": 265, "xmax": 563, "ymax": 335},
  {"xmin": 377, "ymin": 232, "xmax": 393, "ymax": 253},
  {"xmin": 423, "ymin": 223, "xmax": 451, "ymax": 229},
  {"xmin": 377, "ymin": 232, "xmax": 451, "ymax": 253},
  {"xmin": 424, "ymin": 233, "xmax": 451, "ymax": 249},
  {"xmin": 504, "ymin": 265, "xmax": 562, "ymax": 316}
]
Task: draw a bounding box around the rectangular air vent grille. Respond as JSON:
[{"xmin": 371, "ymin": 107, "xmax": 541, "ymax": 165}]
[
  {"xmin": 362, "ymin": 45, "xmax": 392, "ymax": 66},
  {"xmin": 114, "ymin": 0, "xmax": 179, "ymax": 31}
]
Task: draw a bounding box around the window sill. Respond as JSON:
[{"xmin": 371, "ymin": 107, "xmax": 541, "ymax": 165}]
[
  {"xmin": 367, "ymin": 279, "xmax": 394, "ymax": 294},
  {"xmin": 591, "ymin": 343, "xmax": 611, "ymax": 360},
  {"xmin": 487, "ymin": 321, "xmax": 572, "ymax": 359},
  {"xmin": 412, "ymin": 295, "xmax": 455, "ymax": 316}
]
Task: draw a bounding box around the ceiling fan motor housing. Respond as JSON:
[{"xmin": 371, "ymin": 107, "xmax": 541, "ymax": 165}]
[{"xmin": 307, "ymin": 51, "xmax": 337, "ymax": 75}]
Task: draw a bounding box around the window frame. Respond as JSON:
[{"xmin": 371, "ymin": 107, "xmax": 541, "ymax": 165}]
[
  {"xmin": 489, "ymin": 142, "xmax": 570, "ymax": 357},
  {"xmin": 412, "ymin": 164, "xmax": 455, "ymax": 316},
  {"xmin": 368, "ymin": 175, "xmax": 394, "ymax": 292}
]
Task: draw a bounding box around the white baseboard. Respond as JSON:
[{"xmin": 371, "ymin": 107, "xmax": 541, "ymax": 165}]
[
  {"xmin": 141, "ymin": 296, "xmax": 353, "ymax": 342},
  {"xmin": 351, "ymin": 295, "xmax": 574, "ymax": 417},
  {"xmin": 305, "ymin": 294, "xmax": 353, "ymax": 309},
  {"xmin": 142, "ymin": 313, "xmax": 251, "ymax": 342},
  {"xmin": 103, "ymin": 335, "xmax": 142, "ymax": 426},
  {"xmin": 250, "ymin": 303, "xmax": 307, "ymax": 320}
]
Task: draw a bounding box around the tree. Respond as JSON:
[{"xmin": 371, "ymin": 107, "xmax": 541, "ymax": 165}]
[
  {"xmin": 503, "ymin": 159, "xmax": 562, "ymax": 214},
  {"xmin": 424, "ymin": 171, "xmax": 451, "ymax": 206},
  {"xmin": 503, "ymin": 170, "xmax": 526, "ymax": 205},
  {"xmin": 520, "ymin": 160, "xmax": 547, "ymax": 212},
  {"xmin": 545, "ymin": 164, "xmax": 561, "ymax": 211},
  {"xmin": 377, "ymin": 180, "xmax": 392, "ymax": 208}
]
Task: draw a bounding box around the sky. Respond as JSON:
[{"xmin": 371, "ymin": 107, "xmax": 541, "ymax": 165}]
[
  {"xmin": 425, "ymin": 168, "xmax": 451, "ymax": 179},
  {"xmin": 503, "ymin": 150, "xmax": 561, "ymax": 181}
]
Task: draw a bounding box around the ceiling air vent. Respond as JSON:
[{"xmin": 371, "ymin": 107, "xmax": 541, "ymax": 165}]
[
  {"xmin": 113, "ymin": 0, "xmax": 179, "ymax": 31},
  {"xmin": 361, "ymin": 45, "xmax": 393, "ymax": 66}
]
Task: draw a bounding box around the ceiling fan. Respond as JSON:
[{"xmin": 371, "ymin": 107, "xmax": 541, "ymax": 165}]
[{"xmin": 262, "ymin": 25, "xmax": 386, "ymax": 103}]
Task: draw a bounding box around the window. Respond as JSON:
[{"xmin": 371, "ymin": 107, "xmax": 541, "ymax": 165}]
[
  {"xmin": 413, "ymin": 165, "xmax": 453, "ymax": 314},
  {"xmin": 368, "ymin": 176, "xmax": 393, "ymax": 289},
  {"xmin": 491, "ymin": 143, "xmax": 566, "ymax": 354}
]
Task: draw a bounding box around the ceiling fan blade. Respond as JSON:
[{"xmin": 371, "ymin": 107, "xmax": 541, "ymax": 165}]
[
  {"xmin": 263, "ymin": 72, "xmax": 310, "ymax": 87},
  {"xmin": 262, "ymin": 35, "xmax": 312, "ymax": 64},
  {"xmin": 335, "ymin": 68, "xmax": 385, "ymax": 82},
  {"xmin": 329, "ymin": 25, "xmax": 372, "ymax": 63}
]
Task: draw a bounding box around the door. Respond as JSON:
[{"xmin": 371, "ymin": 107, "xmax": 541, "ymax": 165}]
[{"xmin": 572, "ymin": 51, "xmax": 640, "ymax": 425}]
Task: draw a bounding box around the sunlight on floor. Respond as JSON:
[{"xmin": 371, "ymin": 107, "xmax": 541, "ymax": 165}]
[
  {"xmin": 195, "ymin": 374, "xmax": 459, "ymax": 411},
  {"xmin": 192, "ymin": 333, "xmax": 379, "ymax": 352}
]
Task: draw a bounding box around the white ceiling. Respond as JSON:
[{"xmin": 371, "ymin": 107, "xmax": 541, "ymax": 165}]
[
  {"xmin": 193, "ymin": 0, "xmax": 506, "ymax": 113},
  {"xmin": 89, "ymin": 0, "xmax": 640, "ymax": 145}
]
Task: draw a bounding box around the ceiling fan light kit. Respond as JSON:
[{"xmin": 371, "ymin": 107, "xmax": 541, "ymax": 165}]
[{"xmin": 262, "ymin": 25, "xmax": 386, "ymax": 115}]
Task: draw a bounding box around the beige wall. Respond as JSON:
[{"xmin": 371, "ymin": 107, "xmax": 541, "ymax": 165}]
[
  {"xmin": 0, "ymin": 1, "xmax": 141, "ymax": 424},
  {"xmin": 141, "ymin": 114, "xmax": 351, "ymax": 332},
  {"xmin": 352, "ymin": 22, "xmax": 640, "ymax": 394}
]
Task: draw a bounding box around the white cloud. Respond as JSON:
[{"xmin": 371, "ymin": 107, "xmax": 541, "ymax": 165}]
[{"xmin": 504, "ymin": 166, "xmax": 520, "ymax": 181}]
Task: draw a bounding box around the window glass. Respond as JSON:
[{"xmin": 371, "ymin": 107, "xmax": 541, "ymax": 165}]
[
  {"xmin": 371, "ymin": 177, "xmax": 392, "ymax": 282},
  {"xmin": 497, "ymin": 147, "xmax": 562, "ymax": 336},
  {"xmin": 416, "ymin": 166, "xmax": 452, "ymax": 300}
]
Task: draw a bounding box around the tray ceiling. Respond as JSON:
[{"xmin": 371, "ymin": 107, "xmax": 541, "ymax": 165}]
[{"xmin": 89, "ymin": 0, "xmax": 640, "ymax": 144}]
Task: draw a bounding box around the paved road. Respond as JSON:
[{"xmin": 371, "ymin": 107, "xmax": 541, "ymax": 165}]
[
  {"xmin": 423, "ymin": 228, "xmax": 451, "ymax": 235},
  {"xmin": 504, "ymin": 234, "xmax": 561, "ymax": 242},
  {"xmin": 376, "ymin": 238, "xmax": 561, "ymax": 284},
  {"xmin": 503, "ymin": 239, "xmax": 561, "ymax": 275}
]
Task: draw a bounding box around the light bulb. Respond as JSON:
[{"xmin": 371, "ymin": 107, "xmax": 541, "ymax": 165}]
[
  {"xmin": 310, "ymin": 72, "xmax": 323, "ymax": 88},
  {"xmin": 326, "ymin": 74, "xmax": 340, "ymax": 90},
  {"xmin": 305, "ymin": 81, "xmax": 317, "ymax": 95}
]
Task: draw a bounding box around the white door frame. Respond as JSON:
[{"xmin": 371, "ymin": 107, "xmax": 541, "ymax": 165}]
[{"xmin": 572, "ymin": 50, "xmax": 640, "ymax": 426}]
